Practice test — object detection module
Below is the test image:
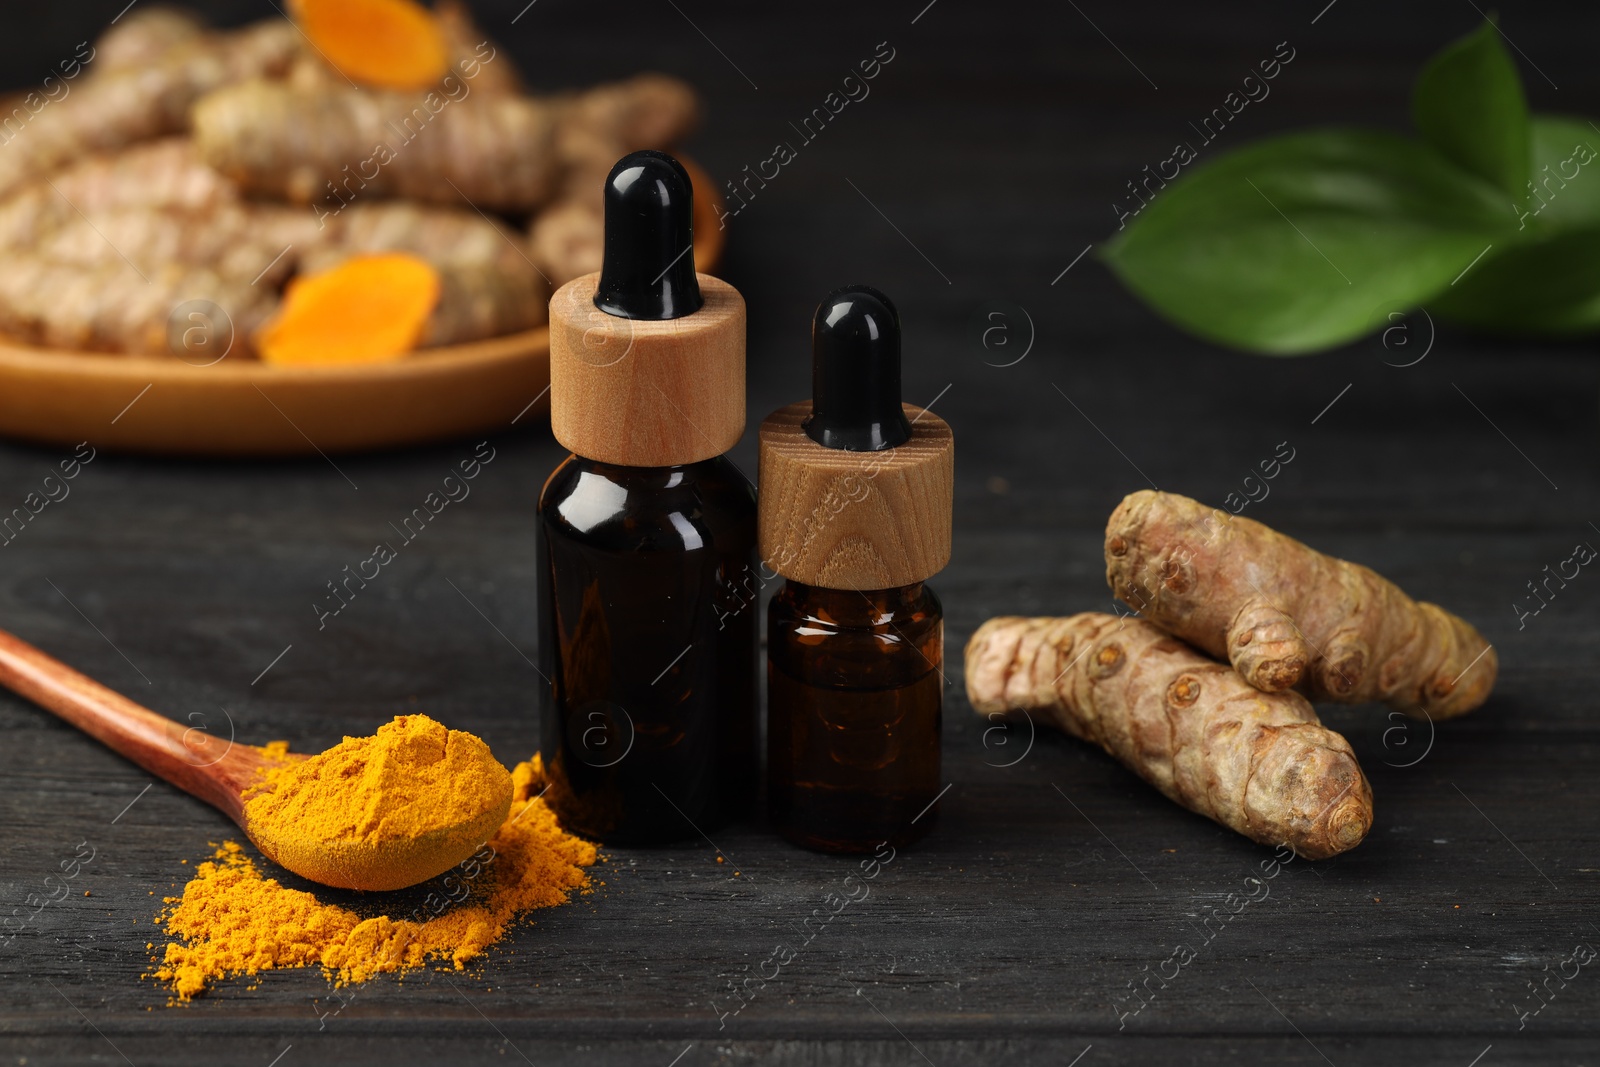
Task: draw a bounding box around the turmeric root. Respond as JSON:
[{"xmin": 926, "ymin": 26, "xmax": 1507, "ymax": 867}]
[
  {"xmin": 301, "ymin": 202, "xmax": 548, "ymax": 344},
  {"xmin": 0, "ymin": 256, "xmax": 276, "ymax": 356},
  {"xmin": 256, "ymin": 252, "xmax": 441, "ymax": 365},
  {"xmin": 529, "ymin": 158, "xmax": 717, "ymax": 288},
  {"xmin": 0, "ymin": 141, "xmax": 540, "ymax": 354},
  {"xmin": 30, "ymin": 205, "xmax": 307, "ymax": 286},
  {"xmin": 94, "ymin": 7, "xmax": 206, "ymax": 74},
  {"xmin": 965, "ymin": 614, "xmax": 1373, "ymax": 859},
  {"xmin": 293, "ymin": 0, "xmax": 449, "ymax": 91},
  {"xmin": 321, "ymin": 202, "xmax": 532, "ymax": 276},
  {"xmin": 554, "ymin": 74, "xmax": 701, "ymax": 176},
  {"xmin": 1105, "ymin": 490, "xmax": 1496, "ymax": 719},
  {"xmin": 0, "ymin": 140, "xmax": 304, "ymax": 354},
  {"xmin": 0, "ymin": 140, "xmax": 321, "ymax": 269},
  {"xmin": 0, "ymin": 139, "xmax": 235, "ymax": 251},
  {"xmin": 192, "ymin": 81, "xmax": 558, "ymax": 213},
  {"xmin": 547, "ymin": 74, "xmax": 701, "ymax": 225},
  {"xmin": 0, "ymin": 137, "xmax": 332, "ymax": 354},
  {"xmin": 529, "ymin": 75, "xmax": 700, "ymax": 282},
  {"xmin": 528, "ymin": 200, "xmax": 603, "ymax": 287},
  {"xmin": 436, "ymin": 0, "xmax": 521, "ymax": 97},
  {"xmin": 0, "ymin": 20, "xmax": 297, "ymax": 200},
  {"xmin": 0, "ymin": 201, "xmax": 521, "ymax": 357},
  {"xmin": 412, "ymin": 263, "xmax": 544, "ymax": 346}
]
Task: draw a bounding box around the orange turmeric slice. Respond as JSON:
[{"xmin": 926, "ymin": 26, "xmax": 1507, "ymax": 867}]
[
  {"xmin": 294, "ymin": 0, "xmax": 449, "ymax": 91},
  {"xmin": 257, "ymin": 253, "xmax": 440, "ymax": 365}
]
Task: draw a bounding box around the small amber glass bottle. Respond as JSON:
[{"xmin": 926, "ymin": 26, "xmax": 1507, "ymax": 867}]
[
  {"xmin": 758, "ymin": 286, "xmax": 955, "ymax": 853},
  {"xmin": 767, "ymin": 581, "xmax": 943, "ymax": 851},
  {"xmin": 537, "ymin": 457, "xmax": 757, "ymax": 844},
  {"xmin": 538, "ymin": 151, "xmax": 757, "ymax": 844}
]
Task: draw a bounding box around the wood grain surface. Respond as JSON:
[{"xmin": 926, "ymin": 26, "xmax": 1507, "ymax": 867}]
[
  {"xmin": 0, "ymin": 628, "xmax": 271, "ymax": 821},
  {"xmin": 759, "ymin": 401, "xmax": 953, "ymax": 588},
  {"xmin": 548, "ymin": 273, "xmax": 745, "ymax": 465},
  {"xmin": 0, "ymin": 327, "xmax": 554, "ymax": 457},
  {"xmin": 1, "ymin": 0, "xmax": 1597, "ymax": 1064}
]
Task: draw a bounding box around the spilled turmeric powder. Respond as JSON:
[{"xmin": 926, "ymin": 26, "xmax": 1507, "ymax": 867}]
[
  {"xmin": 244, "ymin": 714, "xmax": 512, "ymax": 892},
  {"xmin": 154, "ymin": 756, "xmax": 594, "ymax": 1001}
]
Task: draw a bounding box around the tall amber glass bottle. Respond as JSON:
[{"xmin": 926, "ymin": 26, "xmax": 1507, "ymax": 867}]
[
  {"xmin": 538, "ymin": 151, "xmax": 756, "ymax": 844},
  {"xmin": 758, "ymin": 286, "xmax": 955, "ymax": 853}
]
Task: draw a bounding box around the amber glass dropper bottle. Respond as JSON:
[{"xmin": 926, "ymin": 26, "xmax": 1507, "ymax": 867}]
[
  {"xmin": 759, "ymin": 285, "xmax": 955, "ymax": 853},
  {"xmin": 537, "ymin": 150, "xmax": 757, "ymax": 844}
]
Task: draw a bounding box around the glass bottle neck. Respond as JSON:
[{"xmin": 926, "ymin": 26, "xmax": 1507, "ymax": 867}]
[{"xmin": 780, "ymin": 580, "xmax": 929, "ymax": 629}]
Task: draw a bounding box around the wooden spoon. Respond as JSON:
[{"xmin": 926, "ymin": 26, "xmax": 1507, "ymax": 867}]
[{"xmin": 0, "ymin": 628, "xmax": 509, "ymax": 892}]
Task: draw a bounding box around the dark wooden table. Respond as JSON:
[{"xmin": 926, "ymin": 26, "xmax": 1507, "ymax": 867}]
[{"xmin": 3, "ymin": 1, "xmax": 1598, "ymax": 1063}]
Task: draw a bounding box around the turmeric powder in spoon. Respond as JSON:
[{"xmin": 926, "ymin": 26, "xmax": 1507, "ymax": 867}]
[
  {"xmin": 0, "ymin": 625, "xmax": 510, "ymax": 895},
  {"xmin": 245, "ymin": 715, "xmax": 512, "ymax": 892}
]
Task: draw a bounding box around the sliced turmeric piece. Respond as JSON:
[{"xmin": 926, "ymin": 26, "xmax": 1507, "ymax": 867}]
[
  {"xmin": 257, "ymin": 253, "xmax": 440, "ymax": 365},
  {"xmin": 294, "ymin": 0, "xmax": 449, "ymax": 91},
  {"xmin": 299, "ymin": 203, "xmax": 549, "ymax": 344}
]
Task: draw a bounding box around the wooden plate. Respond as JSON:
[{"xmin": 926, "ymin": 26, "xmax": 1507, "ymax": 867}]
[{"xmin": 0, "ymin": 169, "xmax": 725, "ymax": 457}]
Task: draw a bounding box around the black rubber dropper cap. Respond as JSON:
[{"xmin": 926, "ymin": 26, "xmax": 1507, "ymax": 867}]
[
  {"xmin": 805, "ymin": 285, "xmax": 913, "ymax": 452},
  {"xmin": 593, "ymin": 150, "xmax": 703, "ymax": 320}
]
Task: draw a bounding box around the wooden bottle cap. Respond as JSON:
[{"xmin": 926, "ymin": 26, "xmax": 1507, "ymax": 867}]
[
  {"xmin": 548, "ymin": 271, "xmax": 745, "ymax": 467},
  {"xmin": 759, "ymin": 401, "xmax": 954, "ymax": 589}
]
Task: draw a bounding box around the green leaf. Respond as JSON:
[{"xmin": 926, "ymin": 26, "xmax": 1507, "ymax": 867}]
[
  {"xmin": 1519, "ymin": 115, "xmax": 1600, "ymax": 229},
  {"xmin": 1430, "ymin": 115, "xmax": 1600, "ymax": 335},
  {"xmin": 1431, "ymin": 227, "xmax": 1600, "ymax": 335},
  {"xmin": 1412, "ymin": 19, "xmax": 1530, "ymax": 201},
  {"xmin": 1101, "ymin": 130, "xmax": 1516, "ymax": 354}
]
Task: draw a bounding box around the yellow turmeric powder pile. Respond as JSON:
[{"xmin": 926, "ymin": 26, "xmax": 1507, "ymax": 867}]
[
  {"xmin": 244, "ymin": 714, "xmax": 512, "ymax": 891},
  {"xmin": 154, "ymin": 756, "xmax": 593, "ymax": 1001}
]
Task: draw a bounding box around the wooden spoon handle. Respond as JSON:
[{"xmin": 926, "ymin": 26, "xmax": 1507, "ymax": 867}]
[{"xmin": 0, "ymin": 628, "xmax": 246, "ymax": 820}]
